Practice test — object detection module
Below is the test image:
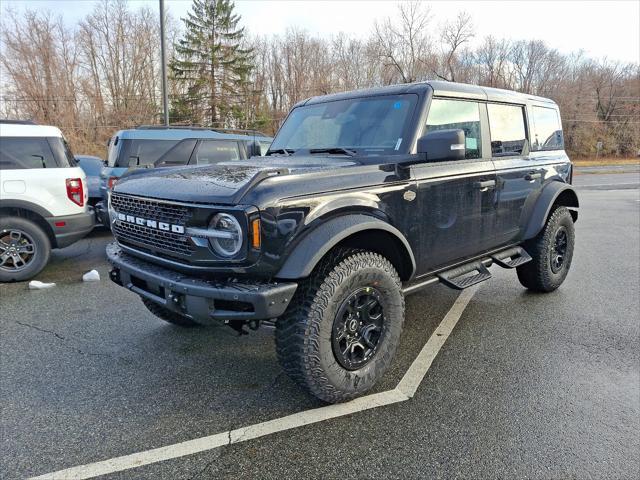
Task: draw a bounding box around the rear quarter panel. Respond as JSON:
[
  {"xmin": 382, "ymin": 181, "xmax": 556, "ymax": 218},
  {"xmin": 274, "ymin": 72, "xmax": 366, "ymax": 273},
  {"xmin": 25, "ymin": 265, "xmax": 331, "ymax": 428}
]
[{"xmin": 1, "ymin": 167, "xmax": 89, "ymax": 217}]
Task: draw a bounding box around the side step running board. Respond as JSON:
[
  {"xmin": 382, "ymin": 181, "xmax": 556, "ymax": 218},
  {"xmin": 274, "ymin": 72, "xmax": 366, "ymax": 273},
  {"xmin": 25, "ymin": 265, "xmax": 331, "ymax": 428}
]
[
  {"xmin": 402, "ymin": 245, "xmax": 534, "ymax": 295},
  {"xmin": 491, "ymin": 246, "xmax": 532, "ymax": 269},
  {"xmin": 437, "ymin": 261, "xmax": 492, "ymax": 290}
]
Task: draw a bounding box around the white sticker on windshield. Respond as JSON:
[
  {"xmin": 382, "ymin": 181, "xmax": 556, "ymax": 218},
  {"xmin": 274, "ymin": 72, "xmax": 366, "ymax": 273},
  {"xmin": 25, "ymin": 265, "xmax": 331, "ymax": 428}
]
[{"xmin": 394, "ymin": 138, "xmax": 402, "ymax": 150}]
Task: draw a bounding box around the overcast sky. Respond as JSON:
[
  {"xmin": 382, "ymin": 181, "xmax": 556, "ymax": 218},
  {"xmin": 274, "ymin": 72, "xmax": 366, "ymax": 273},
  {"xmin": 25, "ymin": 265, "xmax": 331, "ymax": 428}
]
[{"xmin": 2, "ymin": 0, "xmax": 639, "ymax": 64}]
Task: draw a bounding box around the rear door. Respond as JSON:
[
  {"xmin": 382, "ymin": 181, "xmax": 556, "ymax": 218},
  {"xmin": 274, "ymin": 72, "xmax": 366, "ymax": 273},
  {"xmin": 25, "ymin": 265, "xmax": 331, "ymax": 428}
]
[
  {"xmin": 412, "ymin": 97, "xmax": 497, "ymax": 273},
  {"xmin": 489, "ymin": 103, "xmax": 545, "ymax": 245}
]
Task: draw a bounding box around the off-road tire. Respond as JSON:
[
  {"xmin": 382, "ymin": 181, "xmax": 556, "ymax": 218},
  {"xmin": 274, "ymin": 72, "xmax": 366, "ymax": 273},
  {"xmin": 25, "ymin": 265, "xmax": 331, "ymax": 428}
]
[
  {"xmin": 141, "ymin": 297, "xmax": 199, "ymax": 327},
  {"xmin": 0, "ymin": 216, "xmax": 51, "ymax": 282},
  {"xmin": 517, "ymin": 206, "xmax": 575, "ymax": 292},
  {"xmin": 276, "ymin": 248, "xmax": 405, "ymax": 403}
]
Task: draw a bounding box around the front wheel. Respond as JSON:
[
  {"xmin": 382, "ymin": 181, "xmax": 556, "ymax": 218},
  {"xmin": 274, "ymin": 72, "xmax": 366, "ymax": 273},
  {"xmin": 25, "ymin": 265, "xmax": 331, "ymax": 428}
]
[
  {"xmin": 276, "ymin": 249, "xmax": 405, "ymax": 403},
  {"xmin": 517, "ymin": 206, "xmax": 575, "ymax": 292}
]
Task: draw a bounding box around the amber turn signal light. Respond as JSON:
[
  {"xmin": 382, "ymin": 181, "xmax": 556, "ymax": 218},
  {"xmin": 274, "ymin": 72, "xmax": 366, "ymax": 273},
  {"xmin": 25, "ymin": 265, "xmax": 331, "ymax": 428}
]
[{"xmin": 251, "ymin": 218, "xmax": 261, "ymax": 249}]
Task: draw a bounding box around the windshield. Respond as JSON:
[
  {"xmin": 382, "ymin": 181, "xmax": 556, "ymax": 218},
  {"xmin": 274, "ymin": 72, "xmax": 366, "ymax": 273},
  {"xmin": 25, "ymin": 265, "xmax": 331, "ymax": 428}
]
[
  {"xmin": 107, "ymin": 139, "xmax": 179, "ymax": 167},
  {"xmin": 269, "ymin": 94, "xmax": 418, "ymax": 156}
]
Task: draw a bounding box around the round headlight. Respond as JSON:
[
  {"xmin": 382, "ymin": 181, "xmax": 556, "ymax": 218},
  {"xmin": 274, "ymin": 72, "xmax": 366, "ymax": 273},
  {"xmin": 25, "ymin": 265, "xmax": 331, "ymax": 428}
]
[{"xmin": 208, "ymin": 213, "xmax": 243, "ymax": 257}]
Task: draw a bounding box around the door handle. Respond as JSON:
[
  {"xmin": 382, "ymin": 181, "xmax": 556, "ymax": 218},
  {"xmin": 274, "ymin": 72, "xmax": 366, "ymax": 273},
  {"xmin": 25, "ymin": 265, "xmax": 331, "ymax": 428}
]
[
  {"xmin": 474, "ymin": 180, "xmax": 496, "ymax": 191},
  {"xmin": 524, "ymin": 172, "xmax": 541, "ymax": 181}
]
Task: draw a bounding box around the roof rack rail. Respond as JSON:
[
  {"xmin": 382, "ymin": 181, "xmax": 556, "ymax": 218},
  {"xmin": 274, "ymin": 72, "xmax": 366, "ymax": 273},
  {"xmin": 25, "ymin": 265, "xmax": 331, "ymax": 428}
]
[
  {"xmin": 0, "ymin": 119, "xmax": 37, "ymax": 125},
  {"xmin": 211, "ymin": 128, "xmax": 270, "ymax": 137},
  {"xmin": 135, "ymin": 124, "xmax": 208, "ymax": 130}
]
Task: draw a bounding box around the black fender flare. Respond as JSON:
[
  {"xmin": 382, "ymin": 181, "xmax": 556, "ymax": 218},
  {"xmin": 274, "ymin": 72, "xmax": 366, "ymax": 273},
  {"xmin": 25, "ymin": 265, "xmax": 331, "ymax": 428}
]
[
  {"xmin": 276, "ymin": 214, "xmax": 416, "ymax": 280},
  {"xmin": 523, "ymin": 182, "xmax": 579, "ymax": 240}
]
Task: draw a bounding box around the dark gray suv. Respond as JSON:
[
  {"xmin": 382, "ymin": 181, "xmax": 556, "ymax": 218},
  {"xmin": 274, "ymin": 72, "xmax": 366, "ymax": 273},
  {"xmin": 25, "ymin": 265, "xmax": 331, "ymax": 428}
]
[{"xmin": 106, "ymin": 81, "xmax": 578, "ymax": 403}]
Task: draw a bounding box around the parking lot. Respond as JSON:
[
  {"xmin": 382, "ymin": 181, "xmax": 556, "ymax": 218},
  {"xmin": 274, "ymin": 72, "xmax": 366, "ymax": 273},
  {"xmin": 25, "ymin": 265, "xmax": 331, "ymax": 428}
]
[{"xmin": 1, "ymin": 174, "xmax": 639, "ymax": 480}]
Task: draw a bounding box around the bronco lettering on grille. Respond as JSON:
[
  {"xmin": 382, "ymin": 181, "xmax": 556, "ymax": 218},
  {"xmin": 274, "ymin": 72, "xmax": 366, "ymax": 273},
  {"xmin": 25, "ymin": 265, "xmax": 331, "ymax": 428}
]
[{"xmin": 116, "ymin": 212, "xmax": 185, "ymax": 234}]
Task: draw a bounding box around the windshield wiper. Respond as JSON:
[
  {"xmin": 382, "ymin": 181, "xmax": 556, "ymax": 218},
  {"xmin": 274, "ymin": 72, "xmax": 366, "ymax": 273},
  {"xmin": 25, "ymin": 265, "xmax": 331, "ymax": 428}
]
[
  {"xmin": 309, "ymin": 147, "xmax": 357, "ymax": 157},
  {"xmin": 266, "ymin": 148, "xmax": 295, "ymax": 156}
]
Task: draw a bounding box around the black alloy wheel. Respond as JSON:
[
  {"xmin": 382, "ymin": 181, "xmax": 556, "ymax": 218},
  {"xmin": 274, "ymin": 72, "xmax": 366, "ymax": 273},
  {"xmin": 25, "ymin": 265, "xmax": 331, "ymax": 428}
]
[
  {"xmin": 550, "ymin": 227, "xmax": 568, "ymax": 274},
  {"xmin": 332, "ymin": 287, "xmax": 385, "ymax": 370}
]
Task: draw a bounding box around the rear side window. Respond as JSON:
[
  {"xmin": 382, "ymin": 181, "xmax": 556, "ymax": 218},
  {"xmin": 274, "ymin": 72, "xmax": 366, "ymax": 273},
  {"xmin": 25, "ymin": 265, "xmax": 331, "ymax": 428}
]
[
  {"xmin": 0, "ymin": 137, "xmax": 57, "ymax": 169},
  {"xmin": 48, "ymin": 137, "xmax": 76, "ymax": 167},
  {"xmin": 193, "ymin": 140, "xmax": 241, "ymax": 165},
  {"xmin": 531, "ymin": 106, "xmax": 564, "ymax": 151},
  {"xmin": 425, "ymin": 98, "xmax": 482, "ymax": 159},
  {"xmin": 487, "ymin": 104, "xmax": 527, "ymax": 157}
]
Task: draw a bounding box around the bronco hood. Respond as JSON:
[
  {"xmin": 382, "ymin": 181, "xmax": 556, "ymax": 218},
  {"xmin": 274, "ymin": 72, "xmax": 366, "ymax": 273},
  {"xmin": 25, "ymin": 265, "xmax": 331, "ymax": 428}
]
[{"xmin": 112, "ymin": 156, "xmax": 358, "ymax": 204}]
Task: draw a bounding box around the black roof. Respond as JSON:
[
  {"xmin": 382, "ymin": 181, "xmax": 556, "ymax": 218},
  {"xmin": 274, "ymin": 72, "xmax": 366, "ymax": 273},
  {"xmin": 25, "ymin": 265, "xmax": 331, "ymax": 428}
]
[{"xmin": 298, "ymin": 81, "xmax": 556, "ymax": 107}]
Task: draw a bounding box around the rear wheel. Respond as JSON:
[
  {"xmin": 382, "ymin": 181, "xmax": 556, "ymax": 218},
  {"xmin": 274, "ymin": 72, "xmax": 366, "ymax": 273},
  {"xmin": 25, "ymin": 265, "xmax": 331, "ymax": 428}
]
[
  {"xmin": 517, "ymin": 206, "xmax": 575, "ymax": 292},
  {"xmin": 0, "ymin": 216, "xmax": 51, "ymax": 282},
  {"xmin": 276, "ymin": 249, "xmax": 405, "ymax": 403},
  {"xmin": 141, "ymin": 297, "xmax": 199, "ymax": 327}
]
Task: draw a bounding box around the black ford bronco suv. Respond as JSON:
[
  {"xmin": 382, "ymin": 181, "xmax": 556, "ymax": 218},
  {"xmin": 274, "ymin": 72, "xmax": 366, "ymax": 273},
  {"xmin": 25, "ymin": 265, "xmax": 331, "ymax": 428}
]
[{"xmin": 107, "ymin": 81, "xmax": 578, "ymax": 403}]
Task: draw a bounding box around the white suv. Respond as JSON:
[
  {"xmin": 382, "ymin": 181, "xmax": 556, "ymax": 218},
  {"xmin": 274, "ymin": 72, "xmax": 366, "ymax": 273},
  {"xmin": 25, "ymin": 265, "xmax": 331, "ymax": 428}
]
[{"xmin": 0, "ymin": 120, "xmax": 94, "ymax": 282}]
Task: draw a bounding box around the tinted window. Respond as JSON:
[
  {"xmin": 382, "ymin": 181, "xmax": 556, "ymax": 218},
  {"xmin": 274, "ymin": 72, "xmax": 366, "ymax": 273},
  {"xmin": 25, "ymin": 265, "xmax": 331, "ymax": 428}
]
[
  {"xmin": 113, "ymin": 139, "xmax": 179, "ymax": 167},
  {"xmin": 49, "ymin": 137, "xmax": 77, "ymax": 167},
  {"xmin": 0, "ymin": 137, "xmax": 57, "ymax": 169},
  {"xmin": 259, "ymin": 141, "xmax": 271, "ymax": 155},
  {"xmin": 155, "ymin": 139, "xmax": 198, "ymax": 167},
  {"xmin": 487, "ymin": 104, "xmax": 527, "ymax": 156},
  {"xmin": 194, "ymin": 140, "xmax": 241, "ymax": 165},
  {"xmin": 270, "ymin": 94, "xmax": 418, "ymax": 155},
  {"xmin": 531, "ymin": 106, "xmax": 563, "ymax": 151},
  {"xmin": 425, "ymin": 99, "xmax": 482, "ymax": 159}
]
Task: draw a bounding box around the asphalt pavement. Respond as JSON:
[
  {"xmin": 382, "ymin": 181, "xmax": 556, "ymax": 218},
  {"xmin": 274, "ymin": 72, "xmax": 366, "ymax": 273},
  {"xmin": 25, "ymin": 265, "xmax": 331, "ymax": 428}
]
[{"xmin": 1, "ymin": 174, "xmax": 638, "ymax": 479}]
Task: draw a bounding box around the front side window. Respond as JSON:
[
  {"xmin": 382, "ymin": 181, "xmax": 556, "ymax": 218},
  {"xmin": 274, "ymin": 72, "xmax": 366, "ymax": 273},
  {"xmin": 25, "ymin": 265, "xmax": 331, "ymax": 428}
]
[
  {"xmin": 269, "ymin": 94, "xmax": 418, "ymax": 156},
  {"xmin": 425, "ymin": 99, "xmax": 482, "ymax": 159},
  {"xmin": 531, "ymin": 106, "xmax": 564, "ymax": 151},
  {"xmin": 113, "ymin": 139, "xmax": 179, "ymax": 167},
  {"xmin": 0, "ymin": 137, "xmax": 57, "ymax": 169},
  {"xmin": 487, "ymin": 104, "xmax": 527, "ymax": 157},
  {"xmin": 194, "ymin": 140, "xmax": 241, "ymax": 165}
]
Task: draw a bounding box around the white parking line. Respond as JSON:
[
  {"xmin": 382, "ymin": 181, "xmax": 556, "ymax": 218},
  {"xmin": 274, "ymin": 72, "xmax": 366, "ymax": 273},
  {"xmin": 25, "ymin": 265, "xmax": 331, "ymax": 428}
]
[{"xmin": 30, "ymin": 286, "xmax": 478, "ymax": 480}]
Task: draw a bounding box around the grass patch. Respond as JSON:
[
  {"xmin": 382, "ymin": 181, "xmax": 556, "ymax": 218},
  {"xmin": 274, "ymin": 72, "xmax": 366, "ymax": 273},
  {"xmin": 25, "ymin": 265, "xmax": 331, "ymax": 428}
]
[{"xmin": 573, "ymin": 157, "xmax": 639, "ymax": 167}]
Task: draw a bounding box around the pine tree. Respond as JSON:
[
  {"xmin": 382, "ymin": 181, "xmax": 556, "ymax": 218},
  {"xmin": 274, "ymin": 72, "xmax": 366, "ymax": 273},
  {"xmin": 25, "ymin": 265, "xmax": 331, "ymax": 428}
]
[{"xmin": 171, "ymin": 0, "xmax": 253, "ymax": 127}]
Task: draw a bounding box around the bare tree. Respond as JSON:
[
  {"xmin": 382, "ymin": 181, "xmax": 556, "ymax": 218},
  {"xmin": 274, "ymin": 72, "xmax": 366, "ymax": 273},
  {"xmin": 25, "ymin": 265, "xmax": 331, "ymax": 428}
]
[
  {"xmin": 373, "ymin": 1, "xmax": 433, "ymax": 84},
  {"xmin": 436, "ymin": 11, "xmax": 474, "ymax": 82}
]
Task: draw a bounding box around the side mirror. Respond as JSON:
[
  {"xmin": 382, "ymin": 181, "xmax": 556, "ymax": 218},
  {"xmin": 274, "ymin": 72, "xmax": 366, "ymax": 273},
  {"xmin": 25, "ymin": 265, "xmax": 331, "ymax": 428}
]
[{"xmin": 417, "ymin": 129, "xmax": 466, "ymax": 162}]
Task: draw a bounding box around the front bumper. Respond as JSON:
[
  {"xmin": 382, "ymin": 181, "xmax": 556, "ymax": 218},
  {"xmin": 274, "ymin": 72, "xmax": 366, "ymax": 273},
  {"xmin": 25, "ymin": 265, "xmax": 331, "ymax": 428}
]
[
  {"xmin": 46, "ymin": 210, "xmax": 95, "ymax": 248},
  {"xmin": 106, "ymin": 243, "xmax": 297, "ymax": 325}
]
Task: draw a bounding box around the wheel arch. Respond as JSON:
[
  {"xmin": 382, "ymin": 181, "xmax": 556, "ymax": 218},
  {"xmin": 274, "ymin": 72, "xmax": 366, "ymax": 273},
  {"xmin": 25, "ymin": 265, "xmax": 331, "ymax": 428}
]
[
  {"xmin": 0, "ymin": 200, "xmax": 55, "ymax": 247},
  {"xmin": 275, "ymin": 214, "xmax": 416, "ymax": 281},
  {"xmin": 523, "ymin": 182, "xmax": 579, "ymax": 240}
]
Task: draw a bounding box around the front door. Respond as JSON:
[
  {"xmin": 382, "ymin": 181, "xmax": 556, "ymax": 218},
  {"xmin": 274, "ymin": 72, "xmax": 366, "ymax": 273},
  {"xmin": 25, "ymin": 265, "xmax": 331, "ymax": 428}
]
[{"xmin": 412, "ymin": 98, "xmax": 496, "ymax": 274}]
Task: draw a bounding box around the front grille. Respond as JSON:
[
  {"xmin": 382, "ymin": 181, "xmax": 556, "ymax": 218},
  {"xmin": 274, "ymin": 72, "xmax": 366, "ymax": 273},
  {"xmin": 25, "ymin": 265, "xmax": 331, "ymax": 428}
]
[
  {"xmin": 111, "ymin": 193, "xmax": 192, "ymax": 225},
  {"xmin": 111, "ymin": 193, "xmax": 194, "ymax": 256},
  {"xmin": 113, "ymin": 222, "xmax": 194, "ymax": 256}
]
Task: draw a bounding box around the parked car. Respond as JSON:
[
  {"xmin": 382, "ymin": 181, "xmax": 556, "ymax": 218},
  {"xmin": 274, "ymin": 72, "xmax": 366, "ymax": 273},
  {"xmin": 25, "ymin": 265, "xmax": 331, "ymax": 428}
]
[
  {"xmin": 95, "ymin": 126, "xmax": 272, "ymax": 226},
  {"xmin": 105, "ymin": 81, "xmax": 578, "ymax": 403},
  {"xmin": 75, "ymin": 155, "xmax": 104, "ymax": 209},
  {"xmin": 0, "ymin": 120, "xmax": 94, "ymax": 281}
]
